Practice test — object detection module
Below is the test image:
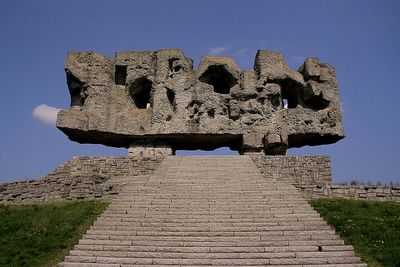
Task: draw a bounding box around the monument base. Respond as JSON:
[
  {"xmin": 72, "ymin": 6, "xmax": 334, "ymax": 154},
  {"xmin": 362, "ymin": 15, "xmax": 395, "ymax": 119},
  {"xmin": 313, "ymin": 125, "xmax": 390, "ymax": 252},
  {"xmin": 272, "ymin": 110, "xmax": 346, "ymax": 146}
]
[{"xmin": 128, "ymin": 145, "xmax": 174, "ymax": 161}]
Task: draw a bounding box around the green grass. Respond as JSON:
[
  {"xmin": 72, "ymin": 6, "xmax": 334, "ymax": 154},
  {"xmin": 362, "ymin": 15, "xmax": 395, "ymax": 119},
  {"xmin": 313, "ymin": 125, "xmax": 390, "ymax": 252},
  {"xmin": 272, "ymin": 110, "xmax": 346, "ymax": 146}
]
[
  {"xmin": 310, "ymin": 199, "xmax": 400, "ymax": 267},
  {"xmin": 0, "ymin": 200, "xmax": 108, "ymax": 267}
]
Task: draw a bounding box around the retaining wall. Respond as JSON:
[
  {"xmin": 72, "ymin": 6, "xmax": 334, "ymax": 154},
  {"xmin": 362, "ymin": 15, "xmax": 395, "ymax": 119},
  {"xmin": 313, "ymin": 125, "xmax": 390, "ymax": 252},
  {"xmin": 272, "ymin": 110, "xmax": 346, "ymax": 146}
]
[
  {"xmin": 249, "ymin": 154, "xmax": 400, "ymax": 202},
  {"xmin": 0, "ymin": 156, "xmax": 162, "ymax": 204}
]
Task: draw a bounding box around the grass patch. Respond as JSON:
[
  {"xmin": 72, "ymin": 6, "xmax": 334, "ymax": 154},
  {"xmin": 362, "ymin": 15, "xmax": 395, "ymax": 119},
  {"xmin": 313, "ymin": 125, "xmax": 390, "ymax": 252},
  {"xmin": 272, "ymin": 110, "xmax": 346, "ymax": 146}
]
[
  {"xmin": 310, "ymin": 198, "xmax": 400, "ymax": 267},
  {"xmin": 0, "ymin": 200, "xmax": 108, "ymax": 267}
]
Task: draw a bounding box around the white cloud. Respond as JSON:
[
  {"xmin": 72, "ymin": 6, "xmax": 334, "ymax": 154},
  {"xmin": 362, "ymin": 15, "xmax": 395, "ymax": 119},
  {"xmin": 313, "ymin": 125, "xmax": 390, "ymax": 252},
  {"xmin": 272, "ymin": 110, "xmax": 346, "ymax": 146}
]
[
  {"xmin": 32, "ymin": 104, "xmax": 62, "ymax": 126},
  {"xmin": 234, "ymin": 48, "xmax": 248, "ymax": 56},
  {"xmin": 208, "ymin": 46, "xmax": 228, "ymax": 56}
]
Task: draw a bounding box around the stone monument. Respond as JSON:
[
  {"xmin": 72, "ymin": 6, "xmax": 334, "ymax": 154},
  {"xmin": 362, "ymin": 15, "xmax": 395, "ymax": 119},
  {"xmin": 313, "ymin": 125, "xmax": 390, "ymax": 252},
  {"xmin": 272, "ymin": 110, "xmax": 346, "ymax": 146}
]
[
  {"xmin": 57, "ymin": 49, "xmax": 344, "ymax": 157},
  {"xmin": 2, "ymin": 49, "xmax": 398, "ymax": 207}
]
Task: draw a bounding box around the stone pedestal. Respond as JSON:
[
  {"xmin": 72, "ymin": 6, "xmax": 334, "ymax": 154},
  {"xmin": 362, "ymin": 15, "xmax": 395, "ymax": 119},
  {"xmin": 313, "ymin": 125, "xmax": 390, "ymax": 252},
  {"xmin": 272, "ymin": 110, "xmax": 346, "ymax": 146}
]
[{"xmin": 128, "ymin": 145, "xmax": 173, "ymax": 161}]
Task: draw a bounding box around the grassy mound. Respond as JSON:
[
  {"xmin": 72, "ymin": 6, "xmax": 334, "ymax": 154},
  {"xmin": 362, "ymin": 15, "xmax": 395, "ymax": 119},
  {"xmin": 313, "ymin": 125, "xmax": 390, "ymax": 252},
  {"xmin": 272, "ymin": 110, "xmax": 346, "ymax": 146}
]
[
  {"xmin": 310, "ymin": 199, "xmax": 400, "ymax": 267},
  {"xmin": 0, "ymin": 200, "xmax": 108, "ymax": 267}
]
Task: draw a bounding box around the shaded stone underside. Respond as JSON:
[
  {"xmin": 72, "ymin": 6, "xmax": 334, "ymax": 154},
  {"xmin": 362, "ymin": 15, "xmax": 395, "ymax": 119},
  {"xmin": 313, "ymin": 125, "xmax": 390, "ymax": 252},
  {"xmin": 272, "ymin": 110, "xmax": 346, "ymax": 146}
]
[{"xmin": 57, "ymin": 49, "xmax": 344, "ymax": 154}]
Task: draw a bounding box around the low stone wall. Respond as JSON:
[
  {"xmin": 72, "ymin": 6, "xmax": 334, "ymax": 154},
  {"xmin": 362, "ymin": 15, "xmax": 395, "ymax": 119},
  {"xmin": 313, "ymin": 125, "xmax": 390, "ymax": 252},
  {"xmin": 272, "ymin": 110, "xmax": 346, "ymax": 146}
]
[
  {"xmin": 249, "ymin": 154, "xmax": 400, "ymax": 202},
  {"xmin": 303, "ymin": 184, "xmax": 400, "ymax": 202},
  {"xmin": 0, "ymin": 156, "xmax": 162, "ymax": 204},
  {"xmin": 249, "ymin": 154, "xmax": 332, "ymax": 188}
]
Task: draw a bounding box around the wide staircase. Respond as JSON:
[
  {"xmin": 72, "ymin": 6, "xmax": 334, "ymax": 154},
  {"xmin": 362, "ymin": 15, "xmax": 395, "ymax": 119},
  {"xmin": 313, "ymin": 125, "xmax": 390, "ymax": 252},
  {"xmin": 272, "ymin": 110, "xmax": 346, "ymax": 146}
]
[{"xmin": 60, "ymin": 156, "xmax": 366, "ymax": 266}]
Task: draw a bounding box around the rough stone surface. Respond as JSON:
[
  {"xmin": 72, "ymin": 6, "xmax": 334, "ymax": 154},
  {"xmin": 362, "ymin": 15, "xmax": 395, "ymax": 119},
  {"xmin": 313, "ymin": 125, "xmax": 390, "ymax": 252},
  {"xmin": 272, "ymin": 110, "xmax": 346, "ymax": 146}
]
[
  {"xmin": 128, "ymin": 145, "xmax": 173, "ymax": 161},
  {"xmin": 0, "ymin": 157, "xmax": 162, "ymax": 204},
  {"xmin": 57, "ymin": 49, "xmax": 344, "ymax": 155},
  {"xmin": 310, "ymin": 184, "xmax": 400, "ymax": 202},
  {"xmin": 250, "ymin": 154, "xmax": 332, "ymax": 188},
  {"xmin": 250, "ymin": 154, "xmax": 400, "ymax": 202}
]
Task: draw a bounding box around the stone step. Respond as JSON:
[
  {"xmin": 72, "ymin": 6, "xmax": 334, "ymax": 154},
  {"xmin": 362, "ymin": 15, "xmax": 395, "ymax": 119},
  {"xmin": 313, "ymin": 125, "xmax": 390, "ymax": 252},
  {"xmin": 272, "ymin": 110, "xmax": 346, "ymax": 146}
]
[
  {"xmin": 78, "ymin": 240, "xmax": 347, "ymax": 248},
  {"xmin": 73, "ymin": 244, "xmax": 355, "ymax": 253},
  {"xmin": 92, "ymin": 220, "xmax": 329, "ymax": 228},
  {"xmin": 74, "ymin": 245, "xmax": 353, "ymax": 253},
  {"xmin": 60, "ymin": 263, "xmax": 367, "ymax": 267},
  {"xmin": 84, "ymin": 231, "xmax": 336, "ymax": 239},
  {"xmin": 94, "ymin": 219, "xmax": 326, "ymax": 226},
  {"xmin": 97, "ymin": 214, "xmax": 323, "ymax": 222},
  {"xmin": 78, "ymin": 238, "xmax": 346, "ymax": 247},
  {"xmin": 109, "ymin": 200, "xmax": 309, "ymax": 205},
  {"xmin": 63, "ymin": 255, "xmax": 363, "ymax": 265},
  {"xmin": 116, "ymin": 193, "xmax": 304, "ymax": 198},
  {"xmin": 107, "ymin": 203, "xmax": 314, "ymax": 208},
  {"xmin": 88, "ymin": 224, "xmax": 332, "ymax": 233},
  {"xmin": 81, "ymin": 234, "xmax": 340, "ymax": 242},
  {"xmin": 69, "ymin": 250, "xmax": 357, "ymax": 259},
  {"xmin": 107, "ymin": 205, "xmax": 314, "ymax": 210},
  {"xmin": 60, "ymin": 156, "xmax": 365, "ymax": 266},
  {"xmin": 101, "ymin": 210, "xmax": 318, "ymax": 216}
]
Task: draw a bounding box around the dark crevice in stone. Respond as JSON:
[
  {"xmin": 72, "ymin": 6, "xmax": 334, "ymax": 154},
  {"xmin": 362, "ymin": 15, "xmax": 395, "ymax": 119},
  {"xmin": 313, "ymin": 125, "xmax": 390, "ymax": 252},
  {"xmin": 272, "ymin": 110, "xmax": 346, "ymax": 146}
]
[
  {"xmin": 66, "ymin": 72, "xmax": 87, "ymax": 107},
  {"xmin": 304, "ymin": 95, "xmax": 330, "ymax": 110},
  {"xmin": 168, "ymin": 58, "xmax": 183, "ymax": 78},
  {"xmin": 199, "ymin": 65, "xmax": 238, "ymax": 94},
  {"xmin": 207, "ymin": 108, "xmax": 215, "ymax": 118},
  {"xmin": 280, "ymin": 80, "xmax": 300, "ymax": 109},
  {"xmin": 115, "ymin": 65, "xmax": 127, "ymax": 85},
  {"xmin": 269, "ymin": 95, "xmax": 281, "ymax": 108},
  {"xmin": 166, "ymin": 88, "xmax": 176, "ymax": 111},
  {"xmin": 129, "ymin": 77, "xmax": 152, "ymax": 109}
]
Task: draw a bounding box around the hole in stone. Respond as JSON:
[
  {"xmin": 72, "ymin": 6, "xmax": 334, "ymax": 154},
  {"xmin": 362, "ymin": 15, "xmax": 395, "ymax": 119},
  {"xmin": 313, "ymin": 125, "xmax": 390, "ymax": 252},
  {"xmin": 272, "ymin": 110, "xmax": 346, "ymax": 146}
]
[
  {"xmin": 166, "ymin": 88, "xmax": 176, "ymax": 111},
  {"xmin": 304, "ymin": 95, "xmax": 330, "ymax": 110},
  {"xmin": 199, "ymin": 65, "xmax": 238, "ymax": 94},
  {"xmin": 168, "ymin": 58, "xmax": 178, "ymax": 69},
  {"xmin": 129, "ymin": 77, "xmax": 152, "ymax": 109},
  {"xmin": 269, "ymin": 95, "xmax": 281, "ymax": 108},
  {"xmin": 207, "ymin": 108, "xmax": 215, "ymax": 118},
  {"xmin": 115, "ymin": 65, "xmax": 127, "ymax": 85},
  {"xmin": 67, "ymin": 72, "xmax": 87, "ymax": 107},
  {"xmin": 173, "ymin": 65, "xmax": 182, "ymax": 72},
  {"xmin": 257, "ymin": 97, "xmax": 265, "ymax": 105},
  {"xmin": 168, "ymin": 58, "xmax": 183, "ymax": 75},
  {"xmin": 318, "ymin": 245, "xmax": 323, "ymax": 252},
  {"xmin": 281, "ymin": 89, "xmax": 298, "ymax": 108},
  {"xmin": 281, "ymin": 80, "xmax": 300, "ymax": 109}
]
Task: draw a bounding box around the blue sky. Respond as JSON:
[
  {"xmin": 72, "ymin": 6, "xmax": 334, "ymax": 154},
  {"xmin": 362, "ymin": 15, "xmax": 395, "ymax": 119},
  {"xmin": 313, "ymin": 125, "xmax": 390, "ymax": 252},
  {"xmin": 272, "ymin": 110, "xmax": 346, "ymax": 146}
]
[{"xmin": 0, "ymin": 0, "xmax": 399, "ymax": 184}]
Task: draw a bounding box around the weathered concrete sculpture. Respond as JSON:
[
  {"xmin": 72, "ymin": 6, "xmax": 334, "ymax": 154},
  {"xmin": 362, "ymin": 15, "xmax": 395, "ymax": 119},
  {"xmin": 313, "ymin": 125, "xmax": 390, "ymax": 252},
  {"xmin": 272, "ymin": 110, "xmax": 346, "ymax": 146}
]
[{"xmin": 57, "ymin": 49, "xmax": 344, "ymax": 156}]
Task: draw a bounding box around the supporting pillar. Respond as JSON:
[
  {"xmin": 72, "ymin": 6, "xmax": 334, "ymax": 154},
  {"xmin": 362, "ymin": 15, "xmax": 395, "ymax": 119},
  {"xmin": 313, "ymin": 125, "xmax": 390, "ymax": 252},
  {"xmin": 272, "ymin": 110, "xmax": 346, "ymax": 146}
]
[{"xmin": 128, "ymin": 144, "xmax": 173, "ymax": 161}]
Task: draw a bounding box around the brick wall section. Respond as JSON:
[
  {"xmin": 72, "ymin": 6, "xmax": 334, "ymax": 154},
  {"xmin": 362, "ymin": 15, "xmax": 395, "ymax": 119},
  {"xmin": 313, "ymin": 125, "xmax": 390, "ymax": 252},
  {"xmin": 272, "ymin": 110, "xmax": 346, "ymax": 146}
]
[
  {"xmin": 327, "ymin": 184, "xmax": 400, "ymax": 202},
  {"xmin": 0, "ymin": 156, "xmax": 162, "ymax": 204},
  {"xmin": 249, "ymin": 155, "xmax": 400, "ymax": 202},
  {"xmin": 249, "ymin": 155, "xmax": 332, "ymax": 188}
]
